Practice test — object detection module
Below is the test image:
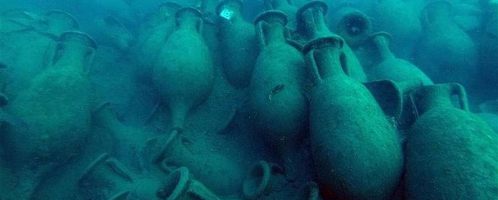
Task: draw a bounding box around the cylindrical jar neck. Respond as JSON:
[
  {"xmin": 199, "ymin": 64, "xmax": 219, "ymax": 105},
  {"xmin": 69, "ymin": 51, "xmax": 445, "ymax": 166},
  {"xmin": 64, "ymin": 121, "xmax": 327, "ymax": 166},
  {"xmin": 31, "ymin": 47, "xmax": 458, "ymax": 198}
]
[
  {"xmin": 372, "ymin": 35, "xmax": 395, "ymax": 60},
  {"xmin": 52, "ymin": 41, "xmax": 92, "ymax": 71},
  {"xmin": 314, "ymin": 46, "xmax": 346, "ymax": 78},
  {"xmin": 177, "ymin": 11, "xmax": 202, "ymax": 32},
  {"xmin": 300, "ymin": 6, "xmax": 330, "ymax": 39},
  {"xmin": 264, "ymin": 22, "xmax": 287, "ymax": 45},
  {"xmin": 413, "ymin": 85, "xmax": 457, "ymax": 115}
]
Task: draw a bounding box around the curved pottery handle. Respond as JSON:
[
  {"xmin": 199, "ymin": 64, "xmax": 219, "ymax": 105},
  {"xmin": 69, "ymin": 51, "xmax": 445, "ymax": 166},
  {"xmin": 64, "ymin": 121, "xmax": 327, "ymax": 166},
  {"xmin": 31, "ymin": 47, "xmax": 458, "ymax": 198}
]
[
  {"xmin": 410, "ymin": 83, "xmax": 469, "ymax": 119},
  {"xmin": 256, "ymin": 21, "xmax": 268, "ymax": 47},
  {"xmin": 254, "ymin": 10, "xmax": 288, "ymax": 47},
  {"xmin": 78, "ymin": 153, "xmax": 135, "ymax": 199},
  {"xmin": 158, "ymin": 167, "xmax": 221, "ymax": 200},
  {"xmin": 448, "ymin": 82, "xmax": 469, "ymax": 111},
  {"xmin": 242, "ymin": 160, "xmax": 284, "ymax": 200},
  {"xmin": 51, "ymin": 31, "xmax": 97, "ymax": 72},
  {"xmin": 303, "ymin": 36, "xmax": 346, "ymax": 84}
]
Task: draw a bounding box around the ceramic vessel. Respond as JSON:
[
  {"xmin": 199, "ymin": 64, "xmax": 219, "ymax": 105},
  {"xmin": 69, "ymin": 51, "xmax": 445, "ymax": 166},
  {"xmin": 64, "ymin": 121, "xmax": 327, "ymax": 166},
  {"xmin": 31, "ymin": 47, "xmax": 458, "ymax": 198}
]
[
  {"xmin": 330, "ymin": 5, "xmax": 372, "ymax": 48},
  {"xmin": 264, "ymin": 0, "xmax": 299, "ymax": 30},
  {"xmin": 249, "ymin": 10, "xmax": 308, "ymax": 171},
  {"xmin": 0, "ymin": 11, "xmax": 58, "ymax": 99},
  {"xmin": 415, "ymin": 1, "xmax": 477, "ymax": 86},
  {"xmin": 296, "ymin": 1, "xmax": 367, "ymax": 82},
  {"xmin": 135, "ymin": 2, "xmax": 181, "ymax": 74},
  {"xmin": 152, "ymin": 7, "xmax": 215, "ymax": 133},
  {"xmin": 405, "ymin": 83, "xmax": 498, "ymax": 199},
  {"xmin": 92, "ymin": 103, "xmax": 153, "ymax": 172},
  {"xmin": 216, "ymin": 0, "xmax": 258, "ymax": 88},
  {"xmin": 199, "ymin": 0, "xmax": 221, "ymax": 63},
  {"xmin": 151, "ymin": 131, "xmax": 243, "ymax": 195},
  {"xmin": 2, "ymin": 31, "xmax": 95, "ymax": 199},
  {"xmin": 158, "ymin": 167, "xmax": 221, "ymax": 200},
  {"xmin": 79, "ymin": 154, "xmax": 218, "ymax": 200},
  {"xmin": 367, "ymin": 31, "xmax": 433, "ymax": 85},
  {"xmin": 305, "ymin": 36, "xmax": 403, "ymax": 199},
  {"xmin": 78, "ymin": 153, "xmax": 136, "ymax": 199}
]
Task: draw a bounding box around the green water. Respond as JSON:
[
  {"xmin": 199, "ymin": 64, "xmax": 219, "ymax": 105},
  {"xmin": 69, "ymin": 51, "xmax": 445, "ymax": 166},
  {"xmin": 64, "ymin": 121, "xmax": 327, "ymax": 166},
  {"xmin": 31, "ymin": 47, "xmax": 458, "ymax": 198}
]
[{"xmin": 0, "ymin": 0, "xmax": 497, "ymax": 199}]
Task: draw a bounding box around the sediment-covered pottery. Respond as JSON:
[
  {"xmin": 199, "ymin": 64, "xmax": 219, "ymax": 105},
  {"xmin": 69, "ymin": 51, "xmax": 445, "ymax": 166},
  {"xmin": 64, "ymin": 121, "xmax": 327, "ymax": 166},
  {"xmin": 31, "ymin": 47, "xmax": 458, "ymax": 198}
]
[
  {"xmin": 2, "ymin": 31, "xmax": 96, "ymax": 199},
  {"xmin": 415, "ymin": 1, "xmax": 477, "ymax": 86},
  {"xmin": 216, "ymin": 0, "xmax": 258, "ymax": 88},
  {"xmin": 366, "ymin": 31, "xmax": 433, "ymax": 85},
  {"xmin": 405, "ymin": 83, "xmax": 498, "ymax": 199},
  {"xmin": 305, "ymin": 36, "xmax": 402, "ymax": 199},
  {"xmin": 296, "ymin": 1, "xmax": 367, "ymax": 82},
  {"xmin": 152, "ymin": 7, "xmax": 215, "ymax": 132}
]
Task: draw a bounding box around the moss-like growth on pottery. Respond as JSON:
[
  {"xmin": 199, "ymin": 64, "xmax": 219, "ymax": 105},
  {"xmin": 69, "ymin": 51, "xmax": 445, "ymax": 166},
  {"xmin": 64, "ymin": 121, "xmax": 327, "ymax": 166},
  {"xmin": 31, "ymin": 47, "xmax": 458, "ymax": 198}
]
[
  {"xmin": 305, "ymin": 36, "xmax": 402, "ymax": 199},
  {"xmin": 405, "ymin": 83, "xmax": 498, "ymax": 199},
  {"xmin": 296, "ymin": 0, "xmax": 367, "ymax": 82},
  {"xmin": 152, "ymin": 7, "xmax": 215, "ymax": 132},
  {"xmin": 2, "ymin": 31, "xmax": 95, "ymax": 199},
  {"xmin": 249, "ymin": 11, "xmax": 308, "ymax": 177}
]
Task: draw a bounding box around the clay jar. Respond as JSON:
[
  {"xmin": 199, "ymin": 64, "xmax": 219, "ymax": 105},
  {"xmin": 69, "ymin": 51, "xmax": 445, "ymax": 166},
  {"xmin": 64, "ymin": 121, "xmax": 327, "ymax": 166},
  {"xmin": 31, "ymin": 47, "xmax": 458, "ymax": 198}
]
[
  {"xmin": 140, "ymin": 2, "xmax": 182, "ymax": 32},
  {"xmin": 216, "ymin": 0, "xmax": 258, "ymax": 88},
  {"xmin": 414, "ymin": 1, "xmax": 477, "ymax": 86},
  {"xmin": 248, "ymin": 10, "xmax": 307, "ymax": 167},
  {"xmin": 367, "ymin": 31, "xmax": 433, "ymax": 85},
  {"xmin": 2, "ymin": 31, "xmax": 95, "ymax": 198},
  {"xmin": 152, "ymin": 7, "xmax": 215, "ymax": 132},
  {"xmin": 296, "ymin": 1, "xmax": 367, "ymax": 82},
  {"xmin": 158, "ymin": 167, "xmax": 221, "ymax": 200},
  {"xmin": 1, "ymin": 10, "xmax": 59, "ymax": 99},
  {"xmin": 330, "ymin": 5, "xmax": 372, "ymax": 49},
  {"xmin": 92, "ymin": 103, "xmax": 154, "ymax": 172},
  {"xmin": 79, "ymin": 154, "xmax": 221, "ymax": 200},
  {"xmin": 135, "ymin": 2, "xmax": 181, "ymax": 73},
  {"xmin": 264, "ymin": 0, "xmax": 299, "ymax": 30},
  {"xmin": 152, "ymin": 132, "xmax": 244, "ymax": 196},
  {"xmin": 304, "ymin": 36, "xmax": 403, "ymax": 199},
  {"xmin": 405, "ymin": 83, "xmax": 498, "ymax": 199}
]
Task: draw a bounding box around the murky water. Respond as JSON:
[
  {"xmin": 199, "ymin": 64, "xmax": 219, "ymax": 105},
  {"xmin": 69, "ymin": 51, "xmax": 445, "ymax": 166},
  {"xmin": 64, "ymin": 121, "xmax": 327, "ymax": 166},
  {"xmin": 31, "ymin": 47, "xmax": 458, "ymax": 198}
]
[{"xmin": 0, "ymin": 0, "xmax": 497, "ymax": 199}]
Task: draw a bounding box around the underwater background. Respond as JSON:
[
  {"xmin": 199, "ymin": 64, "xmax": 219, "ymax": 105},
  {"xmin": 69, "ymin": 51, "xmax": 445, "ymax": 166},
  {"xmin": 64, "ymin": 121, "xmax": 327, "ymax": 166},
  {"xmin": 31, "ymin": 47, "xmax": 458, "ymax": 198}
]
[{"xmin": 1, "ymin": 0, "xmax": 498, "ymax": 199}]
